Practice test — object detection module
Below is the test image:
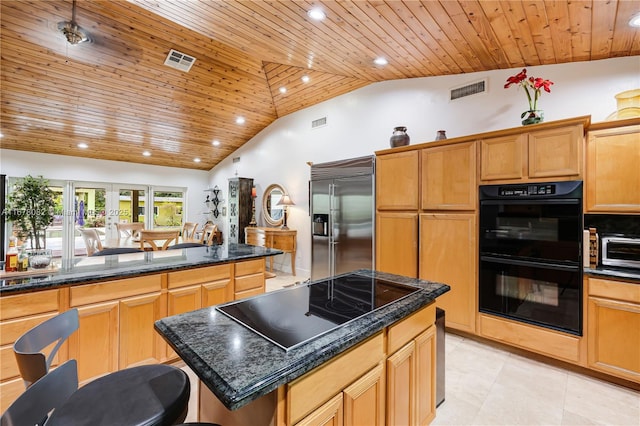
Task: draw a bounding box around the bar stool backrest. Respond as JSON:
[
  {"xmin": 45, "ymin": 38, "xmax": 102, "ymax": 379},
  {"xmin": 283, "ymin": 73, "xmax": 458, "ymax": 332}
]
[
  {"xmin": 13, "ymin": 309, "xmax": 79, "ymax": 388},
  {"xmin": 0, "ymin": 359, "xmax": 78, "ymax": 426}
]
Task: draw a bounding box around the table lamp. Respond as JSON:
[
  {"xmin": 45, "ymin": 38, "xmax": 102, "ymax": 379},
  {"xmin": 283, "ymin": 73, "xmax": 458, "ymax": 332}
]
[{"xmin": 277, "ymin": 194, "xmax": 295, "ymax": 229}]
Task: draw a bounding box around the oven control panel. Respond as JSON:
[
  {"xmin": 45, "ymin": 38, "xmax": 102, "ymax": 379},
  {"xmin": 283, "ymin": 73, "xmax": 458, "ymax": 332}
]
[{"xmin": 498, "ymin": 184, "xmax": 556, "ymax": 197}]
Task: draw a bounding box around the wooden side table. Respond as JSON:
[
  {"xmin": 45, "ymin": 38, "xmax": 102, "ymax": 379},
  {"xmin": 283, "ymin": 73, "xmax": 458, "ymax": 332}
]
[{"xmin": 245, "ymin": 227, "xmax": 297, "ymax": 276}]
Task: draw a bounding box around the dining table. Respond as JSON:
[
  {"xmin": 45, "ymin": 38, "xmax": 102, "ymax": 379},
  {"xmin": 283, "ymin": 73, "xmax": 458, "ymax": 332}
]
[{"xmin": 103, "ymin": 236, "xmax": 202, "ymax": 250}]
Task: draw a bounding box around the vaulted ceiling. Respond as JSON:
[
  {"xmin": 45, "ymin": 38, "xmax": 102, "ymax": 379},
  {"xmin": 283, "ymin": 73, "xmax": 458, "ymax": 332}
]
[{"xmin": 1, "ymin": 1, "xmax": 639, "ymax": 170}]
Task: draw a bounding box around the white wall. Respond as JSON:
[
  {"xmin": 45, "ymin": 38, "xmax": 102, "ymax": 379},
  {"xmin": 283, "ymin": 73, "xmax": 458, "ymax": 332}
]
[
  {"xmin": 207, "ymin": 56, "xmax": 640, "ymax": 278},
  {"xmin": 0, "ymin": 150, "xmax": 210, "ymax": 225}
]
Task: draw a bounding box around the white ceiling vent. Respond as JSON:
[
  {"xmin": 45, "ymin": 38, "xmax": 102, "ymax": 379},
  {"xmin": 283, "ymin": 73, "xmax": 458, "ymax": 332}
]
[
  {"xmin": 164, "ymin": 49, "xmax": 196, "ymax": 72},
  {"xmin": 450, "ymin": 79, "xmax": 487, "ymax": 101},
  {"xmin": 311, "ymin": 117, "xmax": 327, "ymax": 129}
]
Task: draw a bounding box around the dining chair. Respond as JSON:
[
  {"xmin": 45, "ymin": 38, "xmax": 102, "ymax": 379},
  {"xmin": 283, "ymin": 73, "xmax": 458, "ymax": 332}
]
[
  {"xmin": 200, "ymin": 223, "xmax": 218, "ymax": 246},
  {"xmin": 78, "ymin": 228, "xmax": 103, "ymax": 256},
  {"xmin": 8, "ymin": 309, "xmax": 201, "ymax": 426},
  {"xmin": 139, "ymin": 229, "xmax": 180, "ymax": 251},
  {"xmin": 181, "ymin": 222, "xmax": 198, "ymax": 241},
  {"xmin": 115, "ymin": 222, "xmax": 144, "ymax": 240}
]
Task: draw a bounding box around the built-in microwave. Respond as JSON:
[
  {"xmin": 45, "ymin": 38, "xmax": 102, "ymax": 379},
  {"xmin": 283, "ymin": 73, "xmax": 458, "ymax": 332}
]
[{"xmin": 601, "ymin": 236, "xmax": 640, "ymax": 269}]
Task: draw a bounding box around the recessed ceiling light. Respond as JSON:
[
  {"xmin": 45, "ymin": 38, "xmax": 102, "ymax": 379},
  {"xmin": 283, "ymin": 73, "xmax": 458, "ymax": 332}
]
[
  {"xmin": 194, "ymin": 157, "xmax": 201, "ymax": 163},
  {"xmin": 307, "ymin": 8, "xmax": 326, "ymax": 21},
  {"xmin": 374, "ymin": 57, "xmax": 388, "ymax": 66},
  {"xmin": 0, "ymin": 132, "xmax": 4, "ymax": 138},
  {"xmin": 279, "ymin": 87, "xmax": 287, "ymax": 94},
  {"xmin": 301, "ymin": 75, "xmax": 310, "ymax": 83},
  {"xmin": 629, "ymin": 13, "xmax": 640, "ymax": 28},
  {"xmin": 142, "ymin": 151, "xmax": 151, "ymax": 157},
  {"xmin": 77, "ymin": 143, "xmax": 88, "ymax": 149},
  {"xmin": 212, "ymin": 140, "xmax": 220, "ymax": 147},
  {"xmin": 236, "ymin": 116, "xmax": 245, "ymax": 125}
]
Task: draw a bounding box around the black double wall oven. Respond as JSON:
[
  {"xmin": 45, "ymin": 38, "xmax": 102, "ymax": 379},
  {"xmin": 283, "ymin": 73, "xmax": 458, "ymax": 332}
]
[{"xmin": 479, "ymin": 181, "xmax": 583, "ymax": 335}]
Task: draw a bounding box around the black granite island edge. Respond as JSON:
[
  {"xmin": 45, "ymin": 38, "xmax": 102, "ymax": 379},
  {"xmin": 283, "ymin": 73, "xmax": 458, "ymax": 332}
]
[
  {"xmin": 154, "ymin": 269, "xmax": 451, "ymax": 411},
  {"xmin": 0, "ymin": 244, "xmax": 283, "ymax": 295}
]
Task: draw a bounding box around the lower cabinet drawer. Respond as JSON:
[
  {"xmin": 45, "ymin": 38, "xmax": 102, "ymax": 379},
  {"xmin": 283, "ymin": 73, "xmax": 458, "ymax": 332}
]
[
  {"xmin": 235, "ymin": 273, "xmax": 264, "ymax": 293},
  {"xmin": 235, "ymin": 259, "xmax": 264, "ymax": 276},
  {"xmin": 287, "ymin": 332, "xmax": 384, "ymax": 424}
]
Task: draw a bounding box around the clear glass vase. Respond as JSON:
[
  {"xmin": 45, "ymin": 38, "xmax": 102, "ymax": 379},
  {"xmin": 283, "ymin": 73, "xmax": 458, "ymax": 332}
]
[{"xmin": 521, "ymin": 110, "xmax": 544, "ymax": 126}]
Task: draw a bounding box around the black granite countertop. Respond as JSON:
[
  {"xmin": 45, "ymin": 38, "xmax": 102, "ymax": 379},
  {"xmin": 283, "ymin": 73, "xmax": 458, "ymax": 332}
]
[
  {"xmin": 0, "ymin": 244, "xmax": 282, "ymax": 295},
  {"xmin": 584, "ymin": 266, "xmax": 640, "ymax": 283},
  {"xmin": 154, "ymin": 269, "xmax": 450, "ymax": 411}
]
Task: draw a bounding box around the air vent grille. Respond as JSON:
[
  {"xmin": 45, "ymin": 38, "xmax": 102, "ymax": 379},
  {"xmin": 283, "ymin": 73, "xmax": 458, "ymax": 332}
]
[
  {"xmin": 164, "ymin": 49, "xmax": 196, "ymax": 72},
  {"xmin": 232, "ymin": 157, "xmax": 241, "ymax": 163},
  {"xmin": 312, "ymin": 117, "xmax": 327, "ymax": 129},
  {"xmin": 450, "ymin": 79, "xmax": 487, "ymax": 101}
]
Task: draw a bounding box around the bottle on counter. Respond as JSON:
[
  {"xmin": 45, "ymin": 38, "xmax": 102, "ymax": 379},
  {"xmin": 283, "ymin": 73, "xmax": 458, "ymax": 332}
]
[
  {"xmin": 5, "ymin": 237, "xmax": 18, "ymax": 272},
  {"xmin": 17, "ymin": 246, "xmax": 29, "ymax": 272}
]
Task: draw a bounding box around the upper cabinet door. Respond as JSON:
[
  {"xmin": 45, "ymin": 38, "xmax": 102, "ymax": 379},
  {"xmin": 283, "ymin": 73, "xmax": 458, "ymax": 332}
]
[
  {"xmin": 586, "ymin": 124, "xmax": 640, "ymax": 213},
  {"xmin": 480, "ymin": 134, "xmax": 527, "ymax": 181},
  {"xmin": 422, "ymin": 142, "xmax": 477, "ymax": 211},
  {"xmin": 528, "ymin": 124, "xmax": 583, "ymax": 178},
  {"xmin": 480, "ymin": 122, "xmax": 584, "ymax": 183},
  {"xmin": 376, "ymin": 150, "xmax": 420, "ymax": 211}
]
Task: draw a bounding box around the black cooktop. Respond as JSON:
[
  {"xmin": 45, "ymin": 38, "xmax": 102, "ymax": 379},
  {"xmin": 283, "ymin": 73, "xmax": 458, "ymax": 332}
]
[{"xmin": 216, "ymin": 273, "xmax": 421, "ymax": 351}]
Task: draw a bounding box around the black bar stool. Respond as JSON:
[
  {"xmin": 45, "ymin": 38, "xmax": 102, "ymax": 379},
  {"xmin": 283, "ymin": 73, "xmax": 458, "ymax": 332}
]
[{"xmin": 10, "ymin": 308, "xmax": 219, "ymax": 426}]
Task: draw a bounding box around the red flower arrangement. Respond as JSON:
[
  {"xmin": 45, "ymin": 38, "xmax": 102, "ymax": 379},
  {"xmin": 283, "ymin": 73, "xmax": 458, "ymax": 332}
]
[{"xmin": 504, "ymin": 68, "xmax": 554, "ymax": 119}]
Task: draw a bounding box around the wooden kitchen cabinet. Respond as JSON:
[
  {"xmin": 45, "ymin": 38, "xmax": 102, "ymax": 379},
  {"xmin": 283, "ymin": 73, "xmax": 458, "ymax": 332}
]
[
  {"xmin": 119, "ymin": 292, "xmax": 164, "ymax": 368},
  {"xmin": 343, "ymin": 363, "xmax": 385, "ymax": 426},
  {"xmin": 421, "ymin": 141, "xmax": 476, "ymax": 211},
  {"xmin": 587, "ymin": 277, "xmax": 640, "ymax": 383},
  {"xmin": 296, "ymin": 393, "xmax": 344, "ymax": 426},
  {"xmin": 234, "ymin": 258, "xmax": 266, "ymax": 300},
  {"xmin": 387, "ymin": 340, "xmax": 415, "ymax": 426},
  {"xmin": 376, "ymin": 150, "xmax": 420, "ymax": 211},
  {"xmin": 480, "ymin": 122, "xmax": 584, "ymax": 182},
  {"xmin": 586, "ymin": 121, "xmax": 640, "ymax": 212},
  {"xmin": 420, "ymin": 213, "xmax": 477, "ymax": 333},
  {"xmin": 68, "ymin": 275, "xmax": 163, "ymax": 381},
  {"xmin": 375, "ymin": 212, "xmax": 418, "ymax": 277},
  {"xmin": 386, "ymin": 326, "xmax": 436, "ymax": 426},
  {"xmin": 68, "ymin": 301, "xmax": 119, "ymax": 383},
  {"xmin": 480, "ymin": 133, "xmax": 527, "ymax": 181}
]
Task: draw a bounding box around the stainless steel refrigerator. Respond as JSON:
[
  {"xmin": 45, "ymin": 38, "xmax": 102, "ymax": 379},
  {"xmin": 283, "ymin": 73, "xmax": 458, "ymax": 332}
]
[{"xmin": 310, "ymin": 156, "xmax": 375, "ymax": 281}]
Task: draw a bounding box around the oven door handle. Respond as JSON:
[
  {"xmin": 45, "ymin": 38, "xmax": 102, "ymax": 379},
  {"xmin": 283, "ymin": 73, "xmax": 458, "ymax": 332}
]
[
  {"xmin": 480, "ymin": 255, "xmax": 580, "ymax": 271},
  {"xmin": 480, "ymin": 198, "xmax": 581, "ymax": 206}
]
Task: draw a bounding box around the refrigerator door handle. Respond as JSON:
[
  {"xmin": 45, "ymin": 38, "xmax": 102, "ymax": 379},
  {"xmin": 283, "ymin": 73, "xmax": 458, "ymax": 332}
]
[{"xmin": 329, "ymin": 183, "xmax": 335, "ymax": 277}]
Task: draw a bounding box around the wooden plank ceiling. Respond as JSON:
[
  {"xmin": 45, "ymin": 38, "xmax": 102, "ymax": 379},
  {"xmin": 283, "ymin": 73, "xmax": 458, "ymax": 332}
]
[{"xmin": 1, "ymin": 0, "xmax": 639, "ymax": 170}]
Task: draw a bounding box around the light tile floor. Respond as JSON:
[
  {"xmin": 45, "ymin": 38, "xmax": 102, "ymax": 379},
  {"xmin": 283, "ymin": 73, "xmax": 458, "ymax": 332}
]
[
  {"xmin": 433, "ymin": 333, "xmax": 639, "ymax": 425},
  {"xmin": 180, "ymin": 272, "xmax": 640, "ymax": 425}
]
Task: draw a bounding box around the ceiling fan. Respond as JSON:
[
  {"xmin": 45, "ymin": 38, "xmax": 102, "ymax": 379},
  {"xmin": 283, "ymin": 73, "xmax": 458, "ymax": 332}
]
[{"xmin": 57, "ymin": 0, "xmax": 91, "ymax": 45}]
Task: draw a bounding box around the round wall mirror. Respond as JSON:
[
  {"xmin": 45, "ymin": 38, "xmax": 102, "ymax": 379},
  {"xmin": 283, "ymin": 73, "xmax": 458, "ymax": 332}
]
[{"xmin": 262, "ymin": 184, "xmax": 285, "ymax": 227}]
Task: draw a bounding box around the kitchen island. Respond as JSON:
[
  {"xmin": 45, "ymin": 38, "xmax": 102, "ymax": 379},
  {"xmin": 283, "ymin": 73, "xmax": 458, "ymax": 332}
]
[
  {"xmin": 155, "ymin": 269, "xmax": 450, "ymax": 425},
  {"xmin": 0, "ymin": 244, "xmax": 282, "ymax": 412}
]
